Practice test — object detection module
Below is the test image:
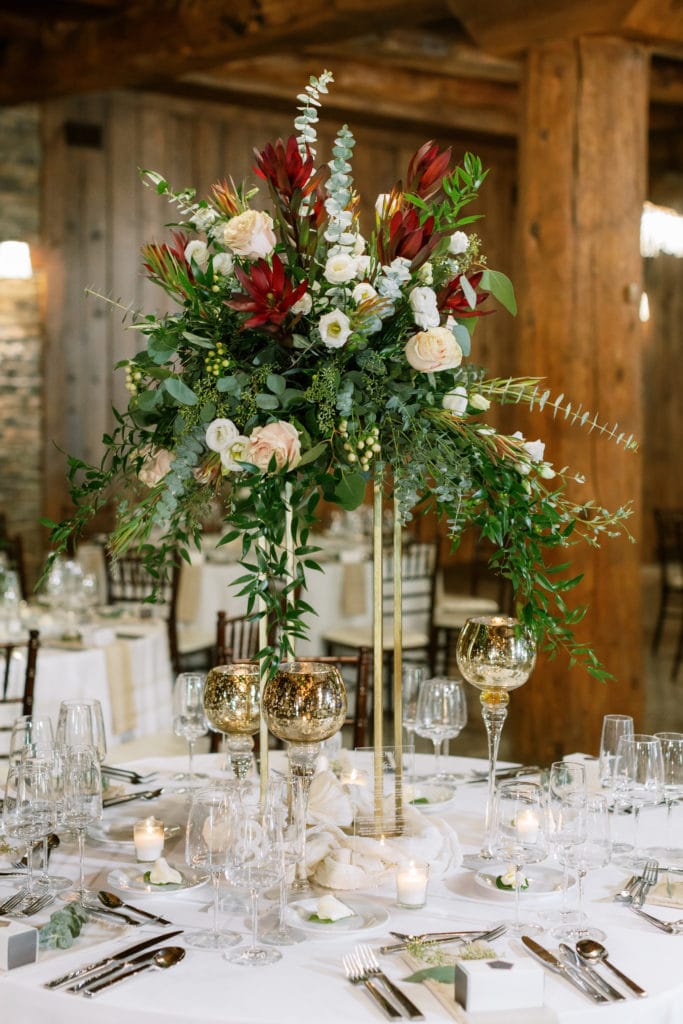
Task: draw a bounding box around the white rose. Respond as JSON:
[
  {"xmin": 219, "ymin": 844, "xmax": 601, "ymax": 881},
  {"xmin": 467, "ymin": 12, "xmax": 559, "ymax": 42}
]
[
  {"xmin": 404, "ymin": 326, "xmax": 463, "ymax": 373},
  {"xmin": 442, "ymin": 385, "xmax": 468, "ymax": 415},
  {"xmin": 409, "ymin": 286, "xmax": 440, "ymax": 330},
  {"xmin": 291, "ymin": 292, "xmax": 313, "ymax": 316},
  {"xmin": 206, "ymin": 418, "xmax": 240, "ymax": 453},
  {"xmin": 212, "ymin": 252, "xmax": 233, "ymax": 276},
  {"xmin": 352, "ymin": 282, "xmax": 377, "ymax": 305},
  {"xmin": 319, "ymin": 309, "xmax": 352, "ymax": 349},
  {"xmin": 221, "ymin": 210, "xmax": 276, "ymax": 259},
  {"xmin": 220, "ymin": 435, "xmax": 249, "ymax": 473},
  {"xmin": 448, "ymin": 231, "xmax": 469, "ymax": 256},
  {"xmin": 184, "ymin": 240, "xmax": 209, "ymax": 271},
  {"xmin": 324, "ymin": 253, "xmax": 358, "ymax": 284}
]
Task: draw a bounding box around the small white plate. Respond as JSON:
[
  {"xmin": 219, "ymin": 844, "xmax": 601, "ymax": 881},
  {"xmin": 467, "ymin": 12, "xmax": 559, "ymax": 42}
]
[
  {"xmin": 474, "ymin": 864, "xmax": 574, "ymax": 898},
  {"xmin": 107, "ymin": 864, "xmax": 208, "ymax": 896},
  {"xmin": 404, "ymin": 783, "xmax": 456, "ymax": 812},
  {"xmin": 285, "ymin": 897, "xmax": 389, "ymax": 936}
]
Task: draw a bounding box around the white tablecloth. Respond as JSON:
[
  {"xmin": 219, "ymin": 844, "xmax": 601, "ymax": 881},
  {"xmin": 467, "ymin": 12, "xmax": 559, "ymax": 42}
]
[{"xmin": 1, "ymin": 753, "xmax": 682, "ymax": 1023}]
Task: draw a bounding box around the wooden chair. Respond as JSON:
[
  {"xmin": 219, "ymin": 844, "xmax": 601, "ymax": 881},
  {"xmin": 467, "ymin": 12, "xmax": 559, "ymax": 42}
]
[
  {"xmin": 0, "ymin": 629, "xmax": 40, "ymax": 759},
  {"xmin": 652, "ymin": 508, "xmax": 683, "ymax": 676},
  {"xmin": 103, "ymin": 549, "xmax": 214, "ymax": 676}
]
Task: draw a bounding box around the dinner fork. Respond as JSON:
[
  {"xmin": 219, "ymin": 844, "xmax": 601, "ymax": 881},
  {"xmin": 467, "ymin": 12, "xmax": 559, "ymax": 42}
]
[
  {"xmin": 354, "ymin": 945, "xmax": 424, "ymax": 1020},
  {"xmin": 0, "ymin": 888, "xmax": 32, "ymax": 915},
  {"xmin": 10, "ymin": 892, "xmax": 54, "ymax": 917},
  {"xmin": 632, "ymin": 858, "xmax": 659, "ymax": 907},
  {"xmin": 343, "ymin": 953, "xmax": 402, "ymax": 1019},
  {"xmin": 628, "ymin": 904, "xmax": 683, "ymax": 934}
]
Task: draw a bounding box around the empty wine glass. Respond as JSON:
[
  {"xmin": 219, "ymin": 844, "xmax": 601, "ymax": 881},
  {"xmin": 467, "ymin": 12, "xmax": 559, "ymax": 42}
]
[
  {"xmin": 9, "ymin": 715, "xmax": 54, "ymax": 762},
  {"xmin": 614, "ymin": 733, "xmax": 664, "ymax": 869},
  {"xmin": 3, "ymin": 756, "xmax": 55, "ymax": 897},
  {"xmin": 61, "ymin": 746, "xmax": 102, "ymax": 900},
  {"xmin": 402, "ymin": 664, "xmax": 426, "ymax": 747},
  {"xmin": 55, "ymin": 699, "xmax": 107, "ymax": 763},
  {"xmin": 184, "ymin": 786, "xmax": 241, "ymax": 950},
  {"xmin": 598, "ymin": 714, "xmax": 634, "ymax": 798},
  {"xmin": 172, "ymin": 672, "xmax": 208, "ymax": 783},
  {"xmin": 414, "ymin": 676, "xmax": 467, "ymax": 780},
  {"xmin": 261, "ymin": 773, "xmax": 306, "ymax": 947},
  {"xmin": 556, "ymin": 795, "xmax": 611, "ymax": 942},
  {"xmin": 491, "ymin": 779, "xmax": 548, "ymax": 935},
  {"xmin": 224, "ymin": 808, "xmax": 283, "ymax": 966},
  {"xmin": 547, "ymin": 761, "xmax": 587, "ymax": 937},
  {"xmin": 653, "ymin": 732, "xmax": 683, "ymax": 867}
]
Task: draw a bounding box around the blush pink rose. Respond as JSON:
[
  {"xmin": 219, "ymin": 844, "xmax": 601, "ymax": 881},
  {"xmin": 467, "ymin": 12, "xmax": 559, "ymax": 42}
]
[
  {"xmin": 138, "ymin": 447, "xmax": 175, "ymax": 487},
  {"xmin": 404, "ymin": 326, "xmax": 463, "ymax": 373},
  {"xmin": 245, "ymin": 421, "xmax": 301, "ymax": 472},
  {"xmin": 221, "ymin": 210, "xmax": 276, "ymax": 260}
]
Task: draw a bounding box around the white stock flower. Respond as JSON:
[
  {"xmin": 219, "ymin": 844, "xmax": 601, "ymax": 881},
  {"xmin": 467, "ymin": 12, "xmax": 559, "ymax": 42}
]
[
  {"xmin": 442, "ymin": 385, "xmax": 468, "ymax": 415},
  {"xmin": 352, "ymin": 282, "xmax": 378, "ymax": 305},
  {"xmin": 448, "ymin": 231, "xmax": 469, "ymax": 256},
  {"xmin": 409, "ymin": 286, "xmax": 440, "ymax": 330},
  {"xmin": 318, "ymin": 309, "xmax": 352, "ymax": 349},
  {"xmin": 324, "ymin": 253, "xmax": 358, "ymax": 284},
  {"xmin": 184, "ymin": 240, "xmax": 209, "ymax": 271},
  {"xmin": 291, "ymin": 292, "xmax": 313, "ymax": 316},
  {"xmin": 212, "ymin": 252, "xmax": 233, "ymax": 276},
  {"xmin": 206, "ymin": 418, "xmax": 240, "ymax": 454}
]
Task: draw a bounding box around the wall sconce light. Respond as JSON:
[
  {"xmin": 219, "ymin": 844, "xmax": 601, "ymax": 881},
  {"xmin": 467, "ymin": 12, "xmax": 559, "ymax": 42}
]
[{"xmin": 0, "ymin": 240, "xmax": 33, "ymax": 279}]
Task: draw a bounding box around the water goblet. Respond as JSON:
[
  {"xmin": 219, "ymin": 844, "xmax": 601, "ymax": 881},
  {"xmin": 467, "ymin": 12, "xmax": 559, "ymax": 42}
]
[
  {"xmin": 3, "ymin": 756, "xmax": 56, "ymax": 897},
  {"xmin": 55, "ymin": 698, "xmax": 107, "ymax": 763},
  {"xmin": 491, "ymin": 779, "xmax": 547, "ymax": 935},
  {"xmin": 555, "ymin": 795, "xmax": 611, "ymax": 943},
  {"xmin": 598, "ymin": 714, "xmax": 634, "ymax": 798},
  {"xmin": 184, "ymin": 785, "xmax": 241, "ymax": 950},
  {"xmin": 614, "ymin": 733, "xmax": 664, "ymax": 869},
  {"xmin": 456, "ymin": 615, "xmax": 536, "ymax": 860},
  {"xmin": 414, "ymin": 676, "xmax": 467, "ymax": 781},
  {"xmin": 172, "ymin": 672, "xmax": 209, "ymax": 783},
  {"xmin": 546, "ymin": 760, "xmax": 587, "ymax": 936},
  {"xmin": 653, "ymin": 732, "xmax": 683, "ymax": 868},
  {"xmin": 224, "ymin": 808, "xmax": 283, "ymax": 966},
  {"xmin": 61, "ymin": 746, "xmax": 102, "ymax": 900}
]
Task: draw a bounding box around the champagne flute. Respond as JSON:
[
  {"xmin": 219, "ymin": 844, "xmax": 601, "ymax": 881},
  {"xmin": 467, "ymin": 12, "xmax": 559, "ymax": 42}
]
[
  {"xmin": 224, "ymin": 808, "xmax": 283, "ymax": 966},
  {"xmin": 61, "ymin": 746, "xmax": 102, "ymax": 900},
  {"xmin": 598, "ymin": 714, "xmax": 634, "ymax": 798},
  {"xmin": 456, "ymin": 615, "xmax": 536, "ymax": 861},
  {"xmin": 557, "ymin": 795, "xmax": 611, "ymax": 942},
  {"xmin": 414, "ymin": 676, "xmax": 467, "ymax": 780},
  {"xmin": 491, "ymin": 779, "xmax": 548, "ymax": 935},
  {"xmin": 172, "ymin": 672, "xmax": 208, "ymax": 783},
  {"xmin": 55, "ymin": 699, "xmax": 107, "ymax": 763},
  {"xmin": 184, "ymin": 786, "xmax": 241, "ymax": 950},
  {"xmin": 614, "ymin": 733, "xmax": 664, "ymax": 869},
  {"xmin": 653, "ymin": 732, "xmax": 683, "ymax": 867},
  {"xmin": 3, "ymin": 757, "xmax": 55, "ymax": 897},
  {"xmin": 546, "ymin": 760, "xmax": 587, "ymax": 937}
]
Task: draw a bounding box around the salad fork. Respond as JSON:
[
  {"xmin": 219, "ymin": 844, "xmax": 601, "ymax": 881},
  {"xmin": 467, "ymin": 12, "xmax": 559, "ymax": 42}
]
[
  {"xmin": 354, "ymin": 945, "xmax": 424, "ymax": 1019},
  {"xmin": 343, "ymin": 953, "xmax": 402, "ymax": 1019},
  {"xmin": 632, "ymin": 858, "xmax": 659, "ymax": 907}
]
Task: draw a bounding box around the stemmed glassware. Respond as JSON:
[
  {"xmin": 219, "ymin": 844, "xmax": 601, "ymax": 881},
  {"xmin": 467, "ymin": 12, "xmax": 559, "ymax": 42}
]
[
  {"xmin": 9, "ymin": 715, "xmax": 55, "ymax": 761},
  {"xmin": 556, "ymin": 795, "xmax": 611, "ymax": 942},
  {"xmin": 203, "ymin": 664, "xmax": 260, "ymax": 784},
  {"xmin": 490, "ymin": 779, "xmax": 547, "ymax": 935},
  {"xmin": 55, "ymin": 699, "xmax": 107, "ymax": 763},
  {"xmin": 184, "ymin": 786, "xmax": 241, "ymax": 950},
  {"xmin": 598, "ymin": 714, "xmax": 634, "ymax": 798},
  {"xmin": 456, "ymin": 615, "xmax": 536, "ymax": 861},
  {"xmin": 261, "ymin": 773, "xmax": 305, "ymax": 947},
  {"xmin": 61, "ymin": 746, "xmax": 102, "ymax": 900},
  {"xmin": 653, "ymin": 731, "xmax": 683, "ymax": 868},
  {"xmin": 546, "ymin": 761, "xmax": 587, "ymax": 937},
  {"xmin": 414, "ymin": 676, "xmax": 467, "ymax": 781},
  {"xmin": 224, "ymin": 807, "xmax": 283, "ymax": 967},
  {"xmin": 3, "ymin": 756, "xmax": 56, "ymax": 897},
  {"xmin": 401, "ymin": 664, "xmax": 426, "ymax": 749},
  {"xmin": 172, "ymin": 672, "xmax": 208, "ymax": 784},
  {"xmin": 614, "ymin": 733, "xmax": 664, "ymax": 869}
]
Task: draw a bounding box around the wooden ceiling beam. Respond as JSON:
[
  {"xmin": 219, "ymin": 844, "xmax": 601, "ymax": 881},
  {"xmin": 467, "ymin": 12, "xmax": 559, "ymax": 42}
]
[{"xmin": 0, "ymin": 0, "xmax": 453, "ymax": 105}]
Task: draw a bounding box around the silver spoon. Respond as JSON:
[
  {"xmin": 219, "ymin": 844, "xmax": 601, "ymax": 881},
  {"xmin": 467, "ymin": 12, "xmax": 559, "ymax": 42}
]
[
  {"xmin": 98, "ymin": 890, "xmax": 172, "ymax": 926},
  {"xmin": 83, "ymin": 946, "xmax": 185, "ymax": 997},
  {"xmin": 575, "ymin": 938, "xmax": 647, "ymax": 997}
]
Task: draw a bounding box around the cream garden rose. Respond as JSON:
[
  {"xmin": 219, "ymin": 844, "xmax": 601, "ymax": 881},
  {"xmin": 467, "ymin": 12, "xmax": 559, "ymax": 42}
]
[
  {"xmin": 245, "ymin": 421, "xmax": 301, "ymax": 472},
  {"xmin": 405, "ymin": 326, "xmax": 463, "ymax": 372},
  {"xmin": 138, "ymin": 446, "xmax": 175, "ymax": 487},
  {"xmin": 221, "ymin": 210, "xmax": 276, "ymax": 259}
]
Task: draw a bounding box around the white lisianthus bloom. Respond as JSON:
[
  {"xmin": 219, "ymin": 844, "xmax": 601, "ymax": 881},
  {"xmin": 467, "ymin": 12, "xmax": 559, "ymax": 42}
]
[
  {"xmin": 355, "ymin": 254, "xmax": 371, "ymax": 277},
  {"xmin": 352, "ymin": 282, "xmax": 378, "ymax": 305},
  {"xmin": 353, "ymin": 234, "xmax": 367, "ymax": 255},
  {"xmin": 206, "ymin": 418, "xmax": 240, "ymax": 454},
  {"xmin": 221, "ymin": 210, "xmax": 276, "ymax": 259},
  {"xmin": 324, "ymin": 253, "xmax": 358, "ymax": 284},
  {"xmin": 512, "ymin": 431, "xmax": 546, "ymax": 463},
  {"xmin": 220, "ymin": 435, "xmax": 249, "ymax": 473},
  {"xmin": 469, "ymin": 393, "xmax": 491, "ymax": 411},
  {"xmin": 291, "ymin": 292, "xmax": 313, "ymax": 316},
  {"xmin": 442, "ymin": 385, "xmax": 469, "ymax": 416},
  {"xmin": 319, "ymin": 309, "xmax": 352, "ymax": 348},
  {"xmin": 212, "ymin": 252, "xmax": 233, "ymax": 276},
  {"xmin": 184, "ymin": 240, "xmax": 209, "ymax": 271},
  {"xmin": 449, "ymin": 230, "xmax": 469, "ymax": 256},
  {"xmin": 191, "ymin": 207, "xmax": 217, "ymax": 232},
  {"xmin": 409, "ymin": 286, "xmax": 440, "ymax": 330}
]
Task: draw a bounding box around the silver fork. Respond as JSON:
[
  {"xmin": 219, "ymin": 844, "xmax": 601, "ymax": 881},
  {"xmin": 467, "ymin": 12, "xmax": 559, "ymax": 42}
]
[
  {"xmin": 10, "ymin": 892, "xmax": 54, "ymax": 917},
  {"xmin": 343, "ymin": 953, "xmax": 402, "ymax": 1019},
  {"xmin": 355, "ymin": 945, "xmax": 424, "ymax": 1020},
  {"xmin": 628, "ymin": 905, "xmax": 683, "ymax": 934},
  {"xmin": 0, "ymin": 888, "xmax": 30, "ymax": 915},
  {"xmin": 632, "ymin": 858, "xmax": 659, "ymax": 907}
]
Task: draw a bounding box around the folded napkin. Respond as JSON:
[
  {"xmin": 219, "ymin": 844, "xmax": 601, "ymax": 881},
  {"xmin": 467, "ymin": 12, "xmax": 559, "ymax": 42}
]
[
  {"xmin": 648, "ymin": 876, "xmax": 683, "ymax": 909},
  {"xmin": 103, "ymin": 640, "xmax": 136, "ymax": 736},
  {"xmin": 307, "ymin": 770, "xmax": 354, "ymax": 828}
]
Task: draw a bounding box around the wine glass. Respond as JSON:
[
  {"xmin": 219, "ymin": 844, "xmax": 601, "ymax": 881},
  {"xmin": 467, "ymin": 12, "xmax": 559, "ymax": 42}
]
[
  {"xmin": 61, "ymin": 746, "xmax": 102, "ymax": 900},
  {"xmin": 172, "ymin": 672, "xmax": 208, "ymax": 783},
  {"xmin": 184, "ymin": 786, "xmax": 241, "ymax": 950},
  {"xmin": 653, "ymin": 732, "xmax": 683, "ymax": 868},
  {"xmin": 456, "ymin": 615, "xmax": 536, "ymax": 861},
  {"xmin": 224, "ymin": 807, "xmax": 283, "ymax": 966},
  {"xmin": 414, "ymin": 676, "xmax": 467, "ymax": 780},
  {"xmin": 261, "ymin": 772, "xmax": 306, "ymax": 947},
  {"xmin": 556, "ymin": 795, "xmax": 611, "ymax": 942},
  {"xmin": 491, "ymin": 779, "xmax": 547, "ymax": 935},
  {"xmin": 402, "ymin": 664, "xmax": 426, "ymax": 748},
  {"xmin": 598, "ymin": 714, "xmax": 634, "ymax": 798},
  {"xmin": 55, "ymin": 699, "xmax": 107, "ymax": 763},
  {"xmin": 546, "ymin": 760, "xmax": 587, "ymax": 937},
  {"xmin": 9, "ymin": 715, "xmax": 55, "ymax": 762},
  {"xmin": 614, "ymin": 733, "xmax": 664, "ymax": 869},
  {"xmin": 3, "ymin": 756, "xmax": 56, "ymax": 897}
]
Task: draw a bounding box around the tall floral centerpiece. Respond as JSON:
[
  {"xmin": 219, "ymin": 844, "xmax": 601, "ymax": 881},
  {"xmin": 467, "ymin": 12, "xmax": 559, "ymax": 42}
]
[{"xmin": 47, "ymin": 72, "xmax": 634, "ymax": 791}]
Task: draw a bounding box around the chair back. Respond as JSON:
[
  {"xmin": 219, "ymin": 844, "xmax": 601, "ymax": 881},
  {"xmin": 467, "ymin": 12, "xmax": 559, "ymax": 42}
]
[
  {"xmin": 382, "ymin": 541, "xmax": 436, "ymax": 636},
  {"xmin": 0, "ymin": 629, "xmax": 39, "ymax": 759},
  {"xmin": 654, "ymin": 508, "xmax": 683, "ymax": 591},
  {"xmin": 214, "ymin": 611, "xmax": 260, "ymax": 665},
  {"xmin": 104, "ymin": 550, "xmax": 182, "ymax": 673}
]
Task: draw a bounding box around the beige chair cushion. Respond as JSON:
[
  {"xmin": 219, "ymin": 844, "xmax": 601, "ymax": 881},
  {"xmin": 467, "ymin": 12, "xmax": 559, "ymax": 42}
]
[
  {"xmin": 323, "ymin": 625, "xmax": 429, "ymax": 651},
  {"xmin": 432, "ymin": 595, "xmax": 499, "ymax": 630}
]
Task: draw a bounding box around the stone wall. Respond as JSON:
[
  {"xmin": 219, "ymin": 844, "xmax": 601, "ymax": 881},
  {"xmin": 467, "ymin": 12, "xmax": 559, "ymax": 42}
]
[{"xmin": 0, "ymin": 105, "xmax": 44, "ymax": 590}]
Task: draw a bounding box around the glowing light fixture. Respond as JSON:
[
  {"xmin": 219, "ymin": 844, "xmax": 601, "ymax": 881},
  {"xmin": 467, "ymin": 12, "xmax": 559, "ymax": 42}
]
[
  {"xmin": 0, "ymin": 240, "xmax": 33, "ymax": 279},
  {"xmin": 641, "ymin": 201, "xmax": 683, "ymax": 258},
  {"xmin": 638, "ymin": 291, "xmax": 650, "ymax": 323}
]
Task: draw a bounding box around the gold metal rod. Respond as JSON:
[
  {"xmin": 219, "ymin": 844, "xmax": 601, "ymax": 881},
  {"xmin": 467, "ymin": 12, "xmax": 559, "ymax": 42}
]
[
  {"xmin": 373, "ymin": 463, "xmax": 384, "ymax": 829},
  {"xmin": 258, "ymin": 533, "xmax": 269, "ymax": 808},
  {"xmin": 284, "ymin": 480, "xmax": 296, "ymax": 658},
  {"xmin": 392, "ymin": 493, "xmax": 403, "ymax": 831}
]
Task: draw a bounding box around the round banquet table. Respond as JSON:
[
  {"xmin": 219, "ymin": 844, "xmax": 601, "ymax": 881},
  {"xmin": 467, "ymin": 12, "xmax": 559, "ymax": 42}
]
[{"xmin": 1, "ymin": 753, "xmax": 682, "ymax": 1024}]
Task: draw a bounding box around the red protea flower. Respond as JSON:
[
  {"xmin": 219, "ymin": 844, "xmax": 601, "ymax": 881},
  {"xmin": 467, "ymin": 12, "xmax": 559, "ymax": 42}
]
[
  {"xmin": 405, "ymin": 141, "xmax": 452, "ymax": 201},
  {"xmin": 254, "ymin": 135, "xmax": 318, "ymax": 200},
  {"xmin": 141, "ymin": 230, "xmax": 193, "ymax": 299},
  {"xmin": 226, "ymin": 254, "xmax": 307, "ymax": 331},
  {"xmin": 377, "ymin": 206, "xmax": 438, "ymax": 268},
  {"xmin": 438, "ymin": 270, "xmax": 492, "ymax": 318}
]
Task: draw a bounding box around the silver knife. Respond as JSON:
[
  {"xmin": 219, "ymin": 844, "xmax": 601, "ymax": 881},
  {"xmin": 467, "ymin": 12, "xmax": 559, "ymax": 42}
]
[
  {"xmin": 521, "ymin": 936, "xmax": 609, "ymax": 1003},
  {"xmin": 68, "ymin": 945, "xmax": 174, "ymax": 993},
  {"xmin": 82, "ymin": 946, "xmax": 185, "ymax": 997},
  {"xmin": 558, "ymin": 943, "xmax": 625, "ymax": 1001},
  {"xmin": 42, "ymin": 930, "xmax": 183, "ymax": 990},
  {"xmin": 464, "ymin": 766, "xmax": 541, "ymax": 784},
  {"xmin": 381, "ymin": 923, "xmax": 506, "ymax": 955},
  {"xmin": 102, "ymin": 788, "xmax": 163, "ymax": 808}
]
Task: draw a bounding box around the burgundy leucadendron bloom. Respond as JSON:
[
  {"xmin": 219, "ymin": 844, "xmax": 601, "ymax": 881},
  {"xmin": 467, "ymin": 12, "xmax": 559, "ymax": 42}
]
[
  {"xmin": 254, "ymin": 135, "xmax": 319, "ymax": 200},
  {"xmin": 437, "ymin": 270, "xmax": 492, "ymax": 318},
  {"xmin": 405, "ymin": 141, "xmax": 452, "ymax": 201},
  {"xmin": 226, "ymin": 254, "xmax": 308, "ymax": 331}
]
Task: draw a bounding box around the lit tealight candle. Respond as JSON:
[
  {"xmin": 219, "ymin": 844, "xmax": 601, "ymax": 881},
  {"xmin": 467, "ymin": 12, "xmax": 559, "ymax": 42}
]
[
  {"xmin": 396, "ymin": 859, "xmax": 429, "ymax": 909},
  {"xmin": 515, "ymin": 809, "xmax": 539, "ymax": 843},
  {"xmin": 133, "ymin": 817, "xmax": 165, "ymax": 862}
]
